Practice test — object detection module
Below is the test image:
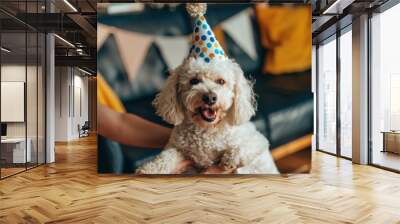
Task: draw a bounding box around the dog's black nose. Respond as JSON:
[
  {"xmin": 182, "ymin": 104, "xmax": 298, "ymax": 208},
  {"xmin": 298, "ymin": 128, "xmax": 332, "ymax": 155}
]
[{"xmin": 202, "ymin": 93, "xmax": 217, "ymax": 105}]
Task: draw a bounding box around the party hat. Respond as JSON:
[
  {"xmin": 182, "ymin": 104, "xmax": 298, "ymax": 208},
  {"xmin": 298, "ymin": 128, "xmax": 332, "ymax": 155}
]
[{"xmin": 186, "ymin": 3, "xmax": 226, "ymax": 63}]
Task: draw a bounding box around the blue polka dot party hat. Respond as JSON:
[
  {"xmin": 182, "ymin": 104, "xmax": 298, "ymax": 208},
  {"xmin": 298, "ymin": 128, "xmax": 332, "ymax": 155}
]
[{"xmin": 186, "ymin": 3, "xmax": 226, "ymax": 63}]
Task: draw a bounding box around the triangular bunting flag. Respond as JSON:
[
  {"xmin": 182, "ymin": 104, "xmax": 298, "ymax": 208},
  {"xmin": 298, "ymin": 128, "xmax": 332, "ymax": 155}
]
[
  {"xmin": 97, "ymin": 23, "xmax": 113, "ymax": 50},
  {"xmin": 154, "ymin": 36, "xmax": 190, "ymax": 69},
  {"xmin": 113, "ymin": 29, "xmax": 153, "ymax": 80},
  {"xmin": 221, "ymin": 9, "xmax": 257, "ymax": 60}
]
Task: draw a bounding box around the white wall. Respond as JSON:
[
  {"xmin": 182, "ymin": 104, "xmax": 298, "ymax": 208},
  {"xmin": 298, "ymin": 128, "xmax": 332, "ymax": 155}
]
[
  {"xmin": 1, "ymin": 65, "xmax": 36, "ymax": 138},
  {"xmin": 1, "ymin": 65, "xmax": 26, "ymax": 141},
  {"xmin": 1, "ymin": 66, "xmax": 26, "ymax": 130},
  {"xmin": 1, "ymin": 82, "xmax": 25, "ymax": 122},
  {"xmin": 1, "ymin": 64, "xmax": 46, "ymax": 164},
  {"xmin": 54, "ymin": 67, "xmax": 89, "ymax": 141},
  {"xmin": 55, "ymin": 67, "xmax": 69, "ymax": 141},
  {"xmin": 72, "ymin": 73, "xmax": 89, "ymax": 138}
]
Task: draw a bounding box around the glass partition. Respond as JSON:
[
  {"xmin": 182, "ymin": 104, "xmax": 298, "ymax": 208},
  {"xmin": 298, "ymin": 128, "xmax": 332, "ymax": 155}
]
[
  {"xmin": 0, "ymin": 1, "xmax": 46, "ymax": 179},
  {"xmin": 1, "ymin": 30, "xmax": 28, "ymax": 177}
]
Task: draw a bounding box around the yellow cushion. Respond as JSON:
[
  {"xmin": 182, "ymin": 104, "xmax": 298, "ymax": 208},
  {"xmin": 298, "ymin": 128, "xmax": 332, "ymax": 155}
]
[{"xmin": 255, "ymin": 5, "xmax": 312, "ymax": 75}]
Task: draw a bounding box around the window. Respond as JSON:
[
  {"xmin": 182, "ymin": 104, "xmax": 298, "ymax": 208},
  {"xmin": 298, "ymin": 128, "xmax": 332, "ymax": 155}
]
[
  {"xmin": 390, "ymin": 75, "xmax": 400, "ymax": 130},
  {"xmin": 317, "ymin": 36, "xmax": 337, "ymax": 154},
  {"xmin": 370, "ymin": 2, "xmax": 400, "ymax": 171},
  {"xmin": 339, "ymin": 28, "xmax": 352, "ymax": 158}
]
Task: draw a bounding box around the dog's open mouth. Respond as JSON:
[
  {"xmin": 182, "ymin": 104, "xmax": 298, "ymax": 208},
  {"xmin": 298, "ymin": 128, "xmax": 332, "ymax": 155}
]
[{"xmin": 197, "ymin": 106, "xmax": 217, "ymax": 122}]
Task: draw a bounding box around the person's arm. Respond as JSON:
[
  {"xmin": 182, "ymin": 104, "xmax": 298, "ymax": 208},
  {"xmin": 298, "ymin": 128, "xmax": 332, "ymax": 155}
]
[
  {"xmin": 98, "ymin": 104, "xmax": 171, "ymax": 148},
  {"xmin": 98, "ymin": 104, "xmax": 230, "ymax": 174}
]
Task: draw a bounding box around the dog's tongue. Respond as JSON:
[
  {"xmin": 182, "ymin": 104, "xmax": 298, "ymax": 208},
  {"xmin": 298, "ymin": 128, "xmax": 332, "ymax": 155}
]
[{"xmin": 201, "ymin": 108, "xmax": 216, "ymax": 119}]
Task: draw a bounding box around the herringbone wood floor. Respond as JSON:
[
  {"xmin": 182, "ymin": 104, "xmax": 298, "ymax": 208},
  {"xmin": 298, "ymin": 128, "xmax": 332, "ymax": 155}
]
[{"xmin": 1, "ymin": 135, "xmax": 400, "ymax": 224}]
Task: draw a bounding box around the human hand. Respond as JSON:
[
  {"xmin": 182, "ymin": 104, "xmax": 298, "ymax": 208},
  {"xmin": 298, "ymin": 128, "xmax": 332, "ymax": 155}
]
[
  {"xmin": 172, "ymin": 160, "xmax": 193, "ymax": 174},
  {"xmin": 171, "ymin": 160, "xmax": 235, "ymax": 174},
  {"xmin": 202, "ymin": 166, "xmax": 234, "ymax": 174}
]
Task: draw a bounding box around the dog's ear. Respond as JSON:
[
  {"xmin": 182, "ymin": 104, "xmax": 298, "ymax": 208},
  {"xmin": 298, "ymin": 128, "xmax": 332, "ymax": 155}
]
[
  {"xmin": 153, "ymin": 69, "xmax": 184, "ymax": 125},
  {"xmin": 228, "ymin": 62, "xmax": 256, "ymax": 125}
]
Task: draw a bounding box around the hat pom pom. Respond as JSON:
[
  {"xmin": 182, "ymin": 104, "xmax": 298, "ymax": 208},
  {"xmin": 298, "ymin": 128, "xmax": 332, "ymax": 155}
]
[{"xmin": 186, "ymin": 3, "xmax": 207, "ymax": 17}]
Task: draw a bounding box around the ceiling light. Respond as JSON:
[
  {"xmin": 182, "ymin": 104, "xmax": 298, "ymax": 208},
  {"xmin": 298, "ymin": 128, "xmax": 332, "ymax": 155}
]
[
  {"xmin": 63, "ymin": 0, "xmax": 78, "ymax": 12},
  {"xmin": 76, "ymin": 48, "xmax": 85, "ymax": 55},
  {"xmin": 54, "ymin": 34, "xmax": 75, "ymax": 48},
  {"xmin": 78, "ymin": 67, "xmax": 93, "ymax": 76},
  {"xmin": 107, "ymin": 4, "xmax": 145, "ymax": 14},
  {"xmin": 1, "ymin": 47, "xmax": 11, "ymax": 53},
  {"xmin": 322, "ymin": 0, "xmax": 355, "ymax": 15}
]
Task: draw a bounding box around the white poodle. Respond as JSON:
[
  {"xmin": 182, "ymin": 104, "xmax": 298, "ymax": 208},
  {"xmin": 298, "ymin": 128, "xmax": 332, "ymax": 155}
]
[{"xmin": 136, "ymin": 57, "xmax": 279, "ymax": 174}]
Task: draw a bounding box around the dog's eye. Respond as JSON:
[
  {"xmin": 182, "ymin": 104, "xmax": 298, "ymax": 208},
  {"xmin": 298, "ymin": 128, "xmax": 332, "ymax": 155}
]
[
  {"xmin": 216, "ymin": 79, "xmax": 225, "ymax": 85},
  {"xmin": 190, "ymin": 78, "xmax": 201, "ymax": 85}
]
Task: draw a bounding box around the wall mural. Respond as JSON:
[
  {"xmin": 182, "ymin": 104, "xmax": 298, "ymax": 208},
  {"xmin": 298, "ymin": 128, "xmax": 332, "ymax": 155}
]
[{"xmin": 97, "ymin": 3, "xmax": 313, "ymax": 175}]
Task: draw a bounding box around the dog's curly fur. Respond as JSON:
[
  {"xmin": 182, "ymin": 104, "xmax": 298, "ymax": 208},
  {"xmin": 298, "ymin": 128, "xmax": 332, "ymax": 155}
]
[{"xmin": 136, "ymin": 57, "xmax": 279, "ymax": 174}]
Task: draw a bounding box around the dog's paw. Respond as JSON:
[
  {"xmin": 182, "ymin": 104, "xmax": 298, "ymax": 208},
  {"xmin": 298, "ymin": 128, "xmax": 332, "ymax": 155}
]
[
  {"xmin": 135, "ymin": 165, "xmax": 156, "ymax": 174},
  {"xmin": 220, "ymin": 149, "xmax": 241, "ymax": 170},
  {"xmin": 135, "ymin": 168, "xmax": 147, "ymax": 175}
]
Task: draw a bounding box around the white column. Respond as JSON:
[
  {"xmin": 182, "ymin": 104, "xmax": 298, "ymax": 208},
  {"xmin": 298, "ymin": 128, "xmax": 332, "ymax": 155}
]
[
  {"xmin": 46, "ymin": 32, "xmax": 55, "ymax": 163},
  {"xmin": 45, "ymin": 0, "xmax": 56, "ymax": 163},
  {"xmin": 352, "ymin": 14, "xmax": 369, "ymax": 164}
]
